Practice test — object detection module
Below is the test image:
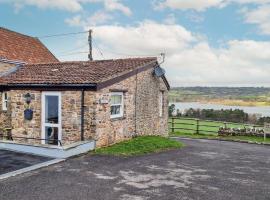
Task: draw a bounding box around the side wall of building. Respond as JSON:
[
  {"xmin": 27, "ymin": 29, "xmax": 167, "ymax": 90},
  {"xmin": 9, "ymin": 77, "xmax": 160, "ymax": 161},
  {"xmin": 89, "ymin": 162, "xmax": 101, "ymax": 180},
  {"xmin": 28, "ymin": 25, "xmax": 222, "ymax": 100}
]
[{"xmin": 88, "ymin": 67, "xmax": 169, "ymax": 147}]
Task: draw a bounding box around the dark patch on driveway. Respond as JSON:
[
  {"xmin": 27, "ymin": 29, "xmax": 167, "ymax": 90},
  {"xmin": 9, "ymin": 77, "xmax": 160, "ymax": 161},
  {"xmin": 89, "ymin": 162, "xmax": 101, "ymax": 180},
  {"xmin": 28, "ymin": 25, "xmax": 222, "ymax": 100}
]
[
  {"xmin": 0, "ymin": 150, "xmax": 51, "ymax": 175},
  {"xmin": 0, "ymin": 138, "xmax": 270, "ymax": 200}
]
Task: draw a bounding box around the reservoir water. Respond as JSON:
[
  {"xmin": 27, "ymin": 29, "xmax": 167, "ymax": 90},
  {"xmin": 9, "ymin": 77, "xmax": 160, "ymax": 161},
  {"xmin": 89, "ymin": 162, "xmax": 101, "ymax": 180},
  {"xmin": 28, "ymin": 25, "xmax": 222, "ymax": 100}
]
[{"xmin": 171, "ymin": 102, "xmax": 270, "ymax": 117}]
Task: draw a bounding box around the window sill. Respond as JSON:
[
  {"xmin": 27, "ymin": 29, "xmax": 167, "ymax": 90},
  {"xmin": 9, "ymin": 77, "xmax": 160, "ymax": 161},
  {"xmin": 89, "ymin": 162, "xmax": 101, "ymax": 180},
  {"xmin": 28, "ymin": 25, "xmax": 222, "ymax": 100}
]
[{"xmin": 110, "ymin": 116, "xmax": 125, "ymax": 121}]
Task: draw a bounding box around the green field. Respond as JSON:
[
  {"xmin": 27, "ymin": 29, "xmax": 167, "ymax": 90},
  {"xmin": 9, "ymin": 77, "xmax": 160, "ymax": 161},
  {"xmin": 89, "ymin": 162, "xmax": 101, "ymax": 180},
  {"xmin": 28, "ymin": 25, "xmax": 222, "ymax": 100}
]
[{"xmin": 168, "ymin": 118, "xmax": 262, "ymax": 135}]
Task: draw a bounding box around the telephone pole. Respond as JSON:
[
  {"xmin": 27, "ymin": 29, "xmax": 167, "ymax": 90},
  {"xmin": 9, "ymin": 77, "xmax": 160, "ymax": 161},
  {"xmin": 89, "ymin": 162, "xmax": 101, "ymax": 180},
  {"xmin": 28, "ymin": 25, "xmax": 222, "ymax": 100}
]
[{"xmin": 88, "ymin": 29, "xmax": 93, "ymax": 61}]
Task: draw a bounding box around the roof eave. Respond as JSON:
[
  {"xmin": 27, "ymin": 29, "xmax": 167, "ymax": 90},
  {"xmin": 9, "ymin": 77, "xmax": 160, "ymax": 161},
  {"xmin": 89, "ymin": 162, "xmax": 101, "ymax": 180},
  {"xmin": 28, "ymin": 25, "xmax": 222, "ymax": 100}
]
[{"xmin": 0, "ymin": 83, "xmax": 97, "ymax": 91}]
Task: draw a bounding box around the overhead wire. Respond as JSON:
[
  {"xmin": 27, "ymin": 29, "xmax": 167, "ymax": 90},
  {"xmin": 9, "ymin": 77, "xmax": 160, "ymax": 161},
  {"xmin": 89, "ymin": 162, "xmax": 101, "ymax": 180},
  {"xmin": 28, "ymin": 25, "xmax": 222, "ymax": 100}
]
[
  {"xmin": 36, "ymin": 31, "xmax": 88, "ymax": 39},
  {"xmin": 36, "ymin": 30, "xmax": 160, "ymax": 59}
]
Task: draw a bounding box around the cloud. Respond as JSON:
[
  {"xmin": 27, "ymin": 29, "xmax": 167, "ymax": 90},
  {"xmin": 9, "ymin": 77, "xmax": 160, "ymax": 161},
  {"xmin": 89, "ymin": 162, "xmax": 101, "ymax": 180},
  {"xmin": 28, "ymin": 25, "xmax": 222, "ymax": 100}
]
[
  {"xmin": 90, "ymin": 21, "xmax": 196, "ymax": 56},
  {"xmin": 68, "ymin": 20, "xmax": 270, "ymax": 87},
  {"xmin": 241, "ymin": 4, "xmax": 270, "ymax": 35},
  {"xmin": 66, "ymin": 11, "xmax": 113, "ymax": 27},
  {"xmin": 154, "ymin": 0, "xmax": 227, "ymax": 11},
  {"xmin": 0, "ymin": 0, "xmax": 83, "ymax": 12},
  {"xmin": 0, "ymin": 0, "xmax": 131, "ymax": 15},
  {"xmin": 80, "ymin": 0, "xmax": 132, "ymax": 16},
  {"xmin": 154, "ymin": 0, "xmax": 270, "ymax": 11},
  {"xmin": 103, "ymin": 0, "xmax": 132, "ymax": 16}
]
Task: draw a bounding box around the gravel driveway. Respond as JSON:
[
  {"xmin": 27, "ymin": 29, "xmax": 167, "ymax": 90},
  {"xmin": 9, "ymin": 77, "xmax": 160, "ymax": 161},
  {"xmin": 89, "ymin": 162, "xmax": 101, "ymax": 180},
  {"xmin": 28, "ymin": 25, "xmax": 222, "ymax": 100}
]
[{"xmin": 0, "ymin": 138, "xmax": 270, "ymax": 200}]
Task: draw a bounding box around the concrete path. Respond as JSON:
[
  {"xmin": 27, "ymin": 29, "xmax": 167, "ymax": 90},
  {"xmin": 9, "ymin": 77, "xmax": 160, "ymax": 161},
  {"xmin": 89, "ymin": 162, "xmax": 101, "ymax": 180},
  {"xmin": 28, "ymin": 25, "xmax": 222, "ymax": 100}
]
[{"xmin": 0, "ymin": 138, "xmax": 270, "ymax": 200}]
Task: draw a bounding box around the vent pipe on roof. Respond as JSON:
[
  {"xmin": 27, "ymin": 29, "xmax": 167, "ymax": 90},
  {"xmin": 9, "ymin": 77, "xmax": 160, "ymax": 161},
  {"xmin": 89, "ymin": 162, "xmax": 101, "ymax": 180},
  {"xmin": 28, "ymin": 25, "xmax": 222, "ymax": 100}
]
[{"xmin": 88, "ymin": 29, "xmax": 93, "ymax": 61}]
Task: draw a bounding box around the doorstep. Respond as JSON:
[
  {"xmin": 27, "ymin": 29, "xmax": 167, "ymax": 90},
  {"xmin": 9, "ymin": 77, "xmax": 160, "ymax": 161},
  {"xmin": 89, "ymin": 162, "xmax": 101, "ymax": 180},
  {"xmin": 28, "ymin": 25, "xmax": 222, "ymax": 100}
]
[{"xmin": 0, "ymin": 140, "xmax": 96, "ymax": 158}]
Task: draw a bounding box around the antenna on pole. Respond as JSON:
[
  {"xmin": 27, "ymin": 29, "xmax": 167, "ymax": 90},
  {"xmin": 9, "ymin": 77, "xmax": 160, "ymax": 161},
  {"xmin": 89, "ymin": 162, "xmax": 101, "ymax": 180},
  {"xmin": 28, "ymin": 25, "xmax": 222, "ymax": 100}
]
[
  {"xmin": 160, "ymin": 53, "xmax": 165, "ymax": 64},
  {"xmin": 88, "ymin": 29, "xmax": 93, "ymax": 61}
]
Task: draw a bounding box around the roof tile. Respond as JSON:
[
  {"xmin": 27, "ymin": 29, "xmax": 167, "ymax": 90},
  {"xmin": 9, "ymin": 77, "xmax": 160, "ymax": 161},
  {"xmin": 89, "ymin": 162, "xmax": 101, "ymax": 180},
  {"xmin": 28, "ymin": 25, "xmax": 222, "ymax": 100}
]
[
  {"xmin": 0, "ymin": 27, "xmax": 59, "ymax": 64},
  {"xmin": 0, "ymin": 57, "xmax": 157, "ymax": 85}
]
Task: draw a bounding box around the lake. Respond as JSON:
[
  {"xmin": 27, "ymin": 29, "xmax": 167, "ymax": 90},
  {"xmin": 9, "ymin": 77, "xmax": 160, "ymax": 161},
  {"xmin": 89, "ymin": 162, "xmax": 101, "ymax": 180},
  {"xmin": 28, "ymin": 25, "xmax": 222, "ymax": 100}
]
[{"xmin": 171, "ymin": 102, "xmax": 270, "ymax": 117}]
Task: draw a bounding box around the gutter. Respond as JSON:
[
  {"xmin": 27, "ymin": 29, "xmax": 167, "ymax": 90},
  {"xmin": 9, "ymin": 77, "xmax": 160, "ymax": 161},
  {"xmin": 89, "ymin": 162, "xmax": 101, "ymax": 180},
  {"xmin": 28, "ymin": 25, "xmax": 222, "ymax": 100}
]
[{"xmin": 0, "ymin": 83, "xmax": 97, "ymax": 90}]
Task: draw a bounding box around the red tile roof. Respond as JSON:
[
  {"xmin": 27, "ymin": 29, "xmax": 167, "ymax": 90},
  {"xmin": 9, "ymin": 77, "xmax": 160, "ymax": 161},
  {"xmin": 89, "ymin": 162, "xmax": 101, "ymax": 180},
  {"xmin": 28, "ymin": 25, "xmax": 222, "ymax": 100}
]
[
  {"xmin": 0, "ymin": 57, "xmax": 157, "ymax": 86},
  {"xmin": 0, "ymin": 27, "xmax": 59, "ymax": 64}
]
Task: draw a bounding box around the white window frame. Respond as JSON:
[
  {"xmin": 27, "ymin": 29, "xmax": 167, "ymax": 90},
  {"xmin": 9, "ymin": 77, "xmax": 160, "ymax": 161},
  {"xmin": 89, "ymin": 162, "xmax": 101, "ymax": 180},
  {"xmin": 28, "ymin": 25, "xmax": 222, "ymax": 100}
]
[
  {"xmin": 110, "ymin": 92, "xmax": 124, "ymax": 119},
  {"xmin": 2, "ymin": 92, "xmax": 8, "ymax": 111},
  {"xmin": 159, "ymin": 91, "xmax": 164, "ymax": 117}
]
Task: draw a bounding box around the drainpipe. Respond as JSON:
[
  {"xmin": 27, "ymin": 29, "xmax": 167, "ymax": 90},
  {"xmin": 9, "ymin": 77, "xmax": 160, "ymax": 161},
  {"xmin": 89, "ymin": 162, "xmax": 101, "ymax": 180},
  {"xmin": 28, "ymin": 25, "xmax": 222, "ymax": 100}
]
[
  {"xmin": 81, "ymin": 89, "xmax": 85, "ymax": 141},
  {"xmin": 134, "ymin": 69, "xmax": 138, "ymax": 136}
]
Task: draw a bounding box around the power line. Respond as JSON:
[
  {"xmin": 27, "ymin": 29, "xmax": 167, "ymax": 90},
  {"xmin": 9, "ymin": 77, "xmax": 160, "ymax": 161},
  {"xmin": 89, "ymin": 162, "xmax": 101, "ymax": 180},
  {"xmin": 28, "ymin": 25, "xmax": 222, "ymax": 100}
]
[
  {"xmin": 99, "ymin": 48, "xmax": 159, "ymax": 58},
  {"xmin": 92, "ymin": 40, "xmax": 104, "ymax": 59},
  {"xmin": 57, "ymin": 43, "xmax": 89, "ymax": 55},
  {"xmin": 37, "ymin": 31, "xmax": 88, "ymax": 39},
  {"xmin": 58, "ymin": 51, "xmax": 89, "ymax": 57}
]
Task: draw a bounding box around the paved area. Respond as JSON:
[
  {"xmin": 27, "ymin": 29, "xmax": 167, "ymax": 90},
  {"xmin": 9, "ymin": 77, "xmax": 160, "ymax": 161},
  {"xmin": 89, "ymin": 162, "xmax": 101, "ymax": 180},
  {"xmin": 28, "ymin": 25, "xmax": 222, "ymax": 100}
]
[
  {"xmin": 0, "ymin": 150, "xmax": 51, "ymax": 175},
  {"xmin": 0, "ymin": 138, "xmax": 270, "ymax": 200}
]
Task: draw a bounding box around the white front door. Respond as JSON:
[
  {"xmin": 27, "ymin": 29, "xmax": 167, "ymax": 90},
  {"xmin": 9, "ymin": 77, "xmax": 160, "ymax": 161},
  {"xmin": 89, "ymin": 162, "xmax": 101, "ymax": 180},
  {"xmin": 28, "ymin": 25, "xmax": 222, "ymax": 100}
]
[{"xmin": 41, "ymin": 92, "xmax": 62, "ymax": 146}]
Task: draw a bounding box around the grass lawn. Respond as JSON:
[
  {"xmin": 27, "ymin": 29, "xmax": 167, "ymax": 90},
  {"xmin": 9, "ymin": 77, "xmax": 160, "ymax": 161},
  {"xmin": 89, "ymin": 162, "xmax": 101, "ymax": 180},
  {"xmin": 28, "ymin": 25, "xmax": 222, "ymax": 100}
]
[
  {"xmin": 94, "ymin": 136, "xmax": 184, "ymax": 156},
  {"xmin": 171, "ymin": 132, "xmax": 270, "ymax": 144}
]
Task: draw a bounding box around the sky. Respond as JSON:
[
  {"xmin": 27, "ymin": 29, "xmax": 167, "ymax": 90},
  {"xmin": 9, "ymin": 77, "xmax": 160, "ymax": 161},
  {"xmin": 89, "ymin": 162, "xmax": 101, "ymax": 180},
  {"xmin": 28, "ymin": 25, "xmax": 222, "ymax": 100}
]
[{"xmin": 1, "ymin": 0, "xmax": 270, "ymax": 87}]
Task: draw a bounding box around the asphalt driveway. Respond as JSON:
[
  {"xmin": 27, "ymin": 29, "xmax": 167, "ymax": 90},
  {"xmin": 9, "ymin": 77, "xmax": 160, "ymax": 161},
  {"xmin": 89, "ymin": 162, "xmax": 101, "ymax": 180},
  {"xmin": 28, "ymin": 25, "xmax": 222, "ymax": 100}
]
[
  {"xmin": 0, "ymin": 150, "xmax": 51, "ymax": 175},
  {"xmin": 0, "ymin": 138, "xmax": 270, "ymax": 200}
]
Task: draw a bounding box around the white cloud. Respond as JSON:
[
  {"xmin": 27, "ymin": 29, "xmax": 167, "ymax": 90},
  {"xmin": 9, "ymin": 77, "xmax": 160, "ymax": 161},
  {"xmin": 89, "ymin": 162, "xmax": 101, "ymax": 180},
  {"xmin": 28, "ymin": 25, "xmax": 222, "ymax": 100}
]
[
  {"xmin": 155, "ymin": 0, "xmax": 227, "ymax": 11},
  {"xmin": 0, "ymin": 0, "xmax": 131, "ymax": 15},
  {"xmin": 0, "ymin": 0, "xmax": 83, "ymax": 12},
  {"xmin": 103, "ymin": 0, "xmax": 132, "ymax": 16},
  {"xmin": 90, "ymin": 21, "xmax": 196, "ymax": 56},
  {"xmin": 80, "ymin": 0, "xmax": 132, "ymax": 16},
  {"xmin": 65, "ymin": 15, "xmax": 84, "ymax": 27},
  {"xmin": 155, "ymin": 0, "xmax": 270, "ymax": 11},
  {"xmin": 242, "ymin": 4, "xmax": 270, "ymax": 35},
  {"xmin": 66, "ymin": 20, "xmax": 270, "ymax": 86},
  {"xmin": 66, "ymin": 11, "xmax": 113, "ymax": 27}
]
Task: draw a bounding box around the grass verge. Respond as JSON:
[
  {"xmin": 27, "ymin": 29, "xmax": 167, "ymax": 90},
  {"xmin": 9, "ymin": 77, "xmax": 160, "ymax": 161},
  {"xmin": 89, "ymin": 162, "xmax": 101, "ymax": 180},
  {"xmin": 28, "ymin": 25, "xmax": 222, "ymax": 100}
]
[
  {"xmin": 170, "ymin": 132, "xmax": 270, "ymax": 144},
  {"xmin": 94, "ymin": 136, "xmax": 184, "ymax": 156}
]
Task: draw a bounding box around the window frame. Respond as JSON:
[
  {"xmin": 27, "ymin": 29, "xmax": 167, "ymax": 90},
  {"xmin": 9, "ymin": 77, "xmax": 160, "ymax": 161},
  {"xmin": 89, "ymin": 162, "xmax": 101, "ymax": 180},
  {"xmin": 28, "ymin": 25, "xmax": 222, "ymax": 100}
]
[
  {"xmin": 2, "ymin": 92, "xmax": 8, "ymax": 111},
  {"xmin": 110, "ymin": 92, "xmax": 124, "ymax": 119},
  {"xmin": 159, "ymin": 91, "xmax": 164, "ymax": 117}
]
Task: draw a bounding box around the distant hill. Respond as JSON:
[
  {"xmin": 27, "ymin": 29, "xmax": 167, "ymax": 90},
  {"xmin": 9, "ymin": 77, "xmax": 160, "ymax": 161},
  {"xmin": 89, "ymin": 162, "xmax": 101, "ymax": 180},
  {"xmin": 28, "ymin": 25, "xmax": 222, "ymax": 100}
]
[{"xmin": 169, "ymin": 87, "xmax": 270, "ymax": 106}]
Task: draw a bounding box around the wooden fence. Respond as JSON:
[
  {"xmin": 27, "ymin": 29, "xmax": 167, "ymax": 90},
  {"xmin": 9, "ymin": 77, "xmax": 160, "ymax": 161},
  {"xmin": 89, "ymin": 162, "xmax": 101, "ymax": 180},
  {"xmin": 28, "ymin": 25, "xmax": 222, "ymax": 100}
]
[{"xmin": 168, "ymin": 117, "xmax": 263, "ymax": 135}]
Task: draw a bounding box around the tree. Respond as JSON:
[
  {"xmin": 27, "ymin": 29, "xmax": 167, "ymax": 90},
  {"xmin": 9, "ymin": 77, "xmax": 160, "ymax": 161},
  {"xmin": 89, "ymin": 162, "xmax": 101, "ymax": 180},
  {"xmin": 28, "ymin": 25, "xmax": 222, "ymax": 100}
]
[{"xmin": 168, "ymin": 104, "xmax": 175, "ymax": 117}]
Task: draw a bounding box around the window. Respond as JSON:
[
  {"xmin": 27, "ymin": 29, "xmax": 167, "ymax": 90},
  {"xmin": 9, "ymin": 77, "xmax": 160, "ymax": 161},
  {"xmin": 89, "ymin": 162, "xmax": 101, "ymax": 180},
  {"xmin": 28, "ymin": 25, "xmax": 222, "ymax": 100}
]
[
  {"xmin": 2, "ymin": 92, "xmax": 8, "ymax": 111},
  {"xmin": 159, "ymin": 91, "xmax": 164, "ymax": 117},
  {"xmin": 110, "ymin": 92, "xmax": 124, "ymax": 118}
]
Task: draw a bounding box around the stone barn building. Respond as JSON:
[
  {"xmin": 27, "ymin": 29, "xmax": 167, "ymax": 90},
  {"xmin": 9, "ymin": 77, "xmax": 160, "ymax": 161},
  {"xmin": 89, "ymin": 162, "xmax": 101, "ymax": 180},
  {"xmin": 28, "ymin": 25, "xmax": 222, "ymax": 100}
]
[{"xmin": 0, "ymin": 28, "xmax": 169, "ymax": 156}]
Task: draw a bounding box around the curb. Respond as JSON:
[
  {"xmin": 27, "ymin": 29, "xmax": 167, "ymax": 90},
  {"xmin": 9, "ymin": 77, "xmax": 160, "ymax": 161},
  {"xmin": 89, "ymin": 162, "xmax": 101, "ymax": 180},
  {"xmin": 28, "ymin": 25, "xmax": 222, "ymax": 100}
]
[
  {"xmin": 170, "ymin": 136, "xmax": 270, "ymax": 146},
  {"xmin": 0, "ymin": 158, "xmax": 65, "ymax": 181}
]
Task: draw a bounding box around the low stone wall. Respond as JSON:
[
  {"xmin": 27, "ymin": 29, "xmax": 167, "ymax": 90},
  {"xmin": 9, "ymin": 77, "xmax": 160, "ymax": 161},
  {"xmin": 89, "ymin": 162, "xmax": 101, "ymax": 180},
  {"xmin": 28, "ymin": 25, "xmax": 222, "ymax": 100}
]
[{"xmin": 218, "ymin": 127, "xmax": 270, "ymax": 138}]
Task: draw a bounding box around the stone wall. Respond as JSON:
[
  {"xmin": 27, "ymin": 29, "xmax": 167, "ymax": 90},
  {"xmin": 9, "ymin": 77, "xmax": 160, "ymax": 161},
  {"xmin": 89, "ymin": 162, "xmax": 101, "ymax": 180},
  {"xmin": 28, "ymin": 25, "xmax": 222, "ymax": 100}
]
[
  {"xmin": 218, "ymin": 127, "xmax": 268, "ymax": 138},
  {"xmin": 10, "ymin": 90, "xmax": 41, "ymax": 143},
  {"xmin": 1, "ymin": 90, "xmax": 83, "ymax": 145},
  {"xmin": 61, "ymin": 91, "xmax": 82, "ymax": 144},
  {"xmin": 89, "ymin": 67, "xmax": 169, "ymax": 147}
]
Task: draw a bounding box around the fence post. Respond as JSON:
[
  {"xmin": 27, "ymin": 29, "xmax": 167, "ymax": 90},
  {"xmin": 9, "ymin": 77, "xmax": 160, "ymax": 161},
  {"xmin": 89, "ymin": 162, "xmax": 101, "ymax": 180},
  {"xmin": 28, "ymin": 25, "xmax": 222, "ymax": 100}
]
[
  {"xmin": 172, "ymin": 118, "xmax": 175, "ymax": 133},
  {"xmin": 196, "ymin": 119, "xmax": 199, "ymax": 135}
]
